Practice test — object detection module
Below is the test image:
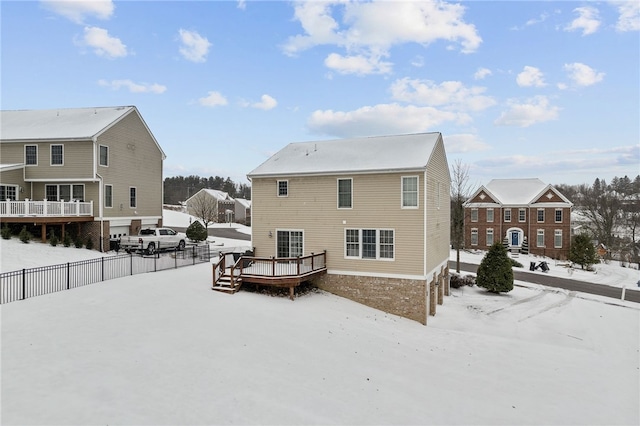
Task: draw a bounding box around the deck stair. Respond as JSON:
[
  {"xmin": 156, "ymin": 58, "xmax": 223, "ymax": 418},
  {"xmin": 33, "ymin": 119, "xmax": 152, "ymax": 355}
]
[{"xmin": 212, "ymin": 267, "xmax": 242, "ymax": 294}]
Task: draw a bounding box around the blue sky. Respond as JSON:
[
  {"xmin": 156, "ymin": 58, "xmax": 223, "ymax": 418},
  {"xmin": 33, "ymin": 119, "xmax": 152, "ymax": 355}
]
[{"xmin": 2, "ymin": 0, "xmax": 639, "ymax": 188}]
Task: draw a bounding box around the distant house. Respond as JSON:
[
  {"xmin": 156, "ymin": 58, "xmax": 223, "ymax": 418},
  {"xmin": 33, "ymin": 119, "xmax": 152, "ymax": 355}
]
[
  {"xmin": 464, "ymin": 178, "xmax": 573, "ymax": 259},
  {"xmin": 247, "ymin": 133, "xmax": 451, "ymax": 325},
  {"xmin": 234, "ymin": 198, "xmax": 252, "ymax": 225},
  {"xmin": 0, "ymin": 106, "xmax": 165, "ymax": 251},
  {"xmin": 185, "ymin": 189, "xmax": 235, "ymax": 224}
]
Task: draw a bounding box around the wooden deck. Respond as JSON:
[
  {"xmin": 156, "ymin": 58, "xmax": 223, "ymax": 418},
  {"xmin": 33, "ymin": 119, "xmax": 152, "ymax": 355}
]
[{"xmin": 212, "ymin": 251, "xmax": 327, "ymax": 299}]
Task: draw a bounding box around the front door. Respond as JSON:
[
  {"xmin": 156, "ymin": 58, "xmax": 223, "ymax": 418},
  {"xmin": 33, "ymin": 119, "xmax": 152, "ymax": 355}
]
[{"xmin": 510, "ymin": 231, "xmax": 520, "ymax": 247}]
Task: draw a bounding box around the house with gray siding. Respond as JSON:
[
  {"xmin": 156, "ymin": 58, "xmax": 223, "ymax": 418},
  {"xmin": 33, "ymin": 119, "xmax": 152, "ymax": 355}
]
[
  {"xmin": 247, "ymin": 132, "xmax": 451, "ymax": 325},
  {"xmin": 0, "ymin": 106, "xmax": 165, "ymax": 251}
]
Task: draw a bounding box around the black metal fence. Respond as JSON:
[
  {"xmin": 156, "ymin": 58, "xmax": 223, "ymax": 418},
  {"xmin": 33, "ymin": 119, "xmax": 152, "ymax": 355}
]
[{"xmin": 0, "ymin": 245, "xmax": 211, "ymax": 304}]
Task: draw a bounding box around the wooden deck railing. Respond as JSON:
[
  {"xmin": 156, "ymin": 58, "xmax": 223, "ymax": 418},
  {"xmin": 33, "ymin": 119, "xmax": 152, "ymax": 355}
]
[
  {"xmin": 0, "ymin": 199, "xmax": 93, "ymax": 217},
  {"xmin": 212, "ymin": 251, "xmax": 327, "ymax": 289}
]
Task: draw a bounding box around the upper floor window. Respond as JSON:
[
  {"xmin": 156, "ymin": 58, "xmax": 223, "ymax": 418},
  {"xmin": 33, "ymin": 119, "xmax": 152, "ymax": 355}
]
[
  {"xmin": 470, "ymin": 208, "xmax": 478, "ymax": 222},
  {"xmin": 105, "ymin": 185, "xmax": 113, "ymax": 208},
  {"xmin": 487, "ymin": 208, "xmax": 494, "ymax": 222},
  {"xmin": 45, "ymin": 184, "xmax": 84, "ymax": 201},
  {"xmin": 25, "ymin": 145, "xmax": 38, "ymax": 165},
  {"xmin": 402, "ymin": 176, "xmax": 418, "ymax": 208},
  {"xmin": 51, "ymin": 144, "xmax": 63, "ymax": 166},
  {"xmin": 99, "ymin": 145, "xmax": 109, "ymax": 167},
  {"xmin": 519, "ymin": 208, "xmax": 526, "ymax": 222},
  {"xmin": 130, "ymin": 187, "xmax": 137, "ymax": 208},
  {"xmin": 555, "ymin": 209, "xmax": 563, "ymax": 223},
  {"xmin": 338, "ymin": 178, "xmax": 352, "ymax": 209},
  {"xmin": 504, "ymin": 209, "xmax": 511, "ymax": 222},
  {"xmin": 537, "ymin": 209, "xmax": 545, "ymax": 222},
  {"xmin": 277, "ymin": 180, "xmax": 288, "ymax": 197}
]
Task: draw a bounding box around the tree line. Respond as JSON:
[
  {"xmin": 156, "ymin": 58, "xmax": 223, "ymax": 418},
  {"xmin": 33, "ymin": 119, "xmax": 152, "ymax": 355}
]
[{"xmin": 164, "ymin": 175, "xmax": 251, "ymax": 205}]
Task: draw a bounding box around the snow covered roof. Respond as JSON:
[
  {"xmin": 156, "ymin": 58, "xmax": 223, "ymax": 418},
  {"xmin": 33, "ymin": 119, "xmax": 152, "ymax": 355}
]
[
  {"xmin": 235, "ymin": 198, "xmax": 251, "ymax": 208},
  {"xmin": 0, "ymin": 164, "xmax": 25, "ymax": 172},
  {"xmin": 187, "ymin": 189, "xmax": 233, "ymax": 203},
  {"xmin": 485, "ymin": 178, "xmax": 548, "ymax": 205},
  {"xmin": 0, "ymin": 106, "xmax": 139, "ymax": 141},
  {"xmin": 248, "ymin": 132, "xmax": 442, "ymax": 178}
]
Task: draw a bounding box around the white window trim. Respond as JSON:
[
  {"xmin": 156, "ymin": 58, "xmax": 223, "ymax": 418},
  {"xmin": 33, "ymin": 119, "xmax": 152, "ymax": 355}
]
[
  {"xmin": 275, "ymin": 229, "xmax": 304, "ymax": 258},
  {"xmin": 554, "ymin": 229, "xmax": 563, "ymax": 248},
  {"xmin": 25, "ymin": 145, "xmax": 38, "ymax": 166},
  {"xmin": 486, "ymin": 228, "xmax": 494, "ymax": 246},
  {"xmin": 105, "ymin": 184, "xmax": 113, "ymax": 208},
  {"xmin": 504, "ymin": 208, "xmax": 511, "ymax": 222},
  {"xmin": 518, "ymin": 208, "xmax": 526, "ymax": 222},
  {"xmin": 555, "ymin": 209, "xmax": 563, "ymax": 223},
  {"xmin": 337, "ymin": 178, "xmax": 353, "ymax": 209},
  {"xmin": 99, "ymin": 144, "xmax": 109, "ymax": 167},
  {"xmin": 129, "ymin": 186, "xmax": 137, "ymax": 208},
  {"xmin": 537, "ymin": 208, "xmax": 545, "ymax": 223},
  {"xmin": 401, "ymin": 175, "xmax": 419, "ymax": 209},
  {"xmin": 537, "ymin": 229, "xmax": 545, "ymax": 247},
  {"xmin": 471, "ymin": 228, "xmax": 478, "ymax": 246},
  {"xmin": 470, "ymin": 208, "xmax": 478, "ymax": 222},
  {"xmin": 50, "ymin": 144, "xmax": 64, "ymax": 166},
  {"xmin": 0, "ymin": 184, "xmax": 19, "ymax": 201},
  {"xmin": 277, "ymin": 180, "xmax": 288, "ymax": 197},
  {"xmin": 344, "ymin": 228, "xmax": 395, "ymax": 261},
  {"xmin": 487, "ymin": 208, "xmax": 494, "ymax": 223}
]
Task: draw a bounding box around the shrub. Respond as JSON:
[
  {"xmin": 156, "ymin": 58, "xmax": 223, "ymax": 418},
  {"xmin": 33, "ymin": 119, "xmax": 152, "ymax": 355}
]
[
  {"xmin": 186, "ymin": 220, "xmax": 208, "ymax": 242},
  {"xmin": 63, "ymin": 232, "xmax": 72, "ymax": 247},
  {"xmin": 450, "ymin": 273, "xmax": 476, "ymax": 289},
  {"xmin": 49, "ymin": 229, "xmax": 59, "ymax": 247},
  {"xmin": 1, "ymin": 224, "xmax": 11, "ymax": 240},
  {"xmin": 86, "ymin": 236, "xmax": 94, "ymax": 250},
  {"xmin": 19, "ymin": 226, "xmax": 32, "ymax": 244},
  {"xmin": 74, "ymin": 235, "xmax": 83, "ymax": 248},
  {"xmin": 476, "ymin": 242, "xmax": 513, "ymax": 293},
  {"xmin": 510, "ymin": 259, "xmax": 523, "ymax": 268},
  {"xmin": 569, "ymin": 234, "xmax": 599, "ymax": 270}
]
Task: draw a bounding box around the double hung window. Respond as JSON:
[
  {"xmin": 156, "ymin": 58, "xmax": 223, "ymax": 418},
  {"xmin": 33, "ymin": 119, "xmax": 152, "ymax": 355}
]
[
  {"xmin": 337, "ymin": 178, "xmax": 352, "ymax": 208},
  {"xmin": 402, "ymin": 176, "xmax": 418, "ymax": 208},
  {"xmin": 277, "ymin": 180, "xmax": 288, "ymax": 197},
  {"xmin": 344, "ymin": 228, "xmax": 394, "ymax": 260},
  {"xmin": 51, "ymin": 144, "xmax": 63, "ymax": 165},
  {"xmin": 25, "ymin": 145, "xmax": 38, "ymax": 165}
]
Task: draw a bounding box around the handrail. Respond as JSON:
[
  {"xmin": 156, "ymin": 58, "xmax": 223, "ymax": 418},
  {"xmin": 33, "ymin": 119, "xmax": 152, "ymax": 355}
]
[
  {"xmin": 0, "ymin": 199, "xmax": 93, "ymax": 217},
  {"xmin": 230, "ymin": 251, "xmax": 326, "ymax": 279}
]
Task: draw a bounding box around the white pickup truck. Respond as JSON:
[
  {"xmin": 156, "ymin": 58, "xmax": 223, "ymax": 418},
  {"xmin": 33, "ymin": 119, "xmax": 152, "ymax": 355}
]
[{"xmin": 119, "ymin": 227, "xmax": 187, "ymax": 255}]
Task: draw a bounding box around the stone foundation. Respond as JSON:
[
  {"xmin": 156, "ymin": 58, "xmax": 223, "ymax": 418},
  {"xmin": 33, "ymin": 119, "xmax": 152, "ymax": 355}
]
[{"xmin": 314, "ymin": 274, "xmax": 429, "ymax": 325}]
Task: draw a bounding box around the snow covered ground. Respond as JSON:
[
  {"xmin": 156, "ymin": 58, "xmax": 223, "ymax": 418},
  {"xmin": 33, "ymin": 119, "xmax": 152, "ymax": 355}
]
[{"xmin": 1, "ymin": 210, "xmax": 639, "ymax": 424}]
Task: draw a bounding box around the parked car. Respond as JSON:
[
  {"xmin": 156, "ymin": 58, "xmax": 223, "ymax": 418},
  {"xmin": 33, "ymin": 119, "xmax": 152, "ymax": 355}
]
[{"xmin": 119, "ymin": 227, "xmax": 186, "ymax": 255}]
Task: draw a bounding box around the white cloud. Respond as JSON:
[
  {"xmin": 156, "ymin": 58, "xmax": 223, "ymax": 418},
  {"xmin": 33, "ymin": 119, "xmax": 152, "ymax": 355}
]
[
  {"xmin": 564, "ymin": 6, "xmax": 601, "ymax": 35},
  {"xmin": 283, "ymin": 1, "xmax": 481, "ymax": 75},
  {"xmin": 306, "ymin": 103, "xmax": 460, "ymax": 138},
  {"xmin": 564, "ymin": 62, "xmax": 605, "ymax": 87},
  {"xmin": 79, "ymin": 26, "xmax": 127, "ymax": 58},
  {"xmin": 474, "ymin": 67, "xmax": 492, "ymax": 80},
  {"xmin": 178, "ymin": 29, "xmax": 211, "ymax": 63},
  {"xmin": 516, "ymin": 66, "xmax": 546, "ymax": 87},
  {"xmin": 237, "ymin": 0, "xmax": 246, "ymax": 11},
  {"xmin": 324, "ymin": 52, "xmax": 392, "ymax": 75},
  {"xmin": 251, "ymin": 94, "xmax": 278, "ymax": 111},
  {"xmin": 444, "ymin": 133, "xmax": 490, "ymax": 153},
  {"xmin": 609, "ymin": 1, "xmax": 640, "ymax": 32},
  {"xmin": 199, "ymin": 91, "xmax": 228, "ymax": 107},
  {"xmin": 390, "ymin": 78, "xmax": 496, "ymax": 112},
  {"xmin": 41, "ymin": 0, "xmax": 114, "ymax": 24},
  {"xmin": 98, "ymin": 79, "xmax": 166, "ymax": 94},
  {"xmin": 526, "ymin": 12, "xmax": 549, "ymax": 27},
  {"xmin": 494, "ymin": 96, "xmax": 560, "ymax": 127}
]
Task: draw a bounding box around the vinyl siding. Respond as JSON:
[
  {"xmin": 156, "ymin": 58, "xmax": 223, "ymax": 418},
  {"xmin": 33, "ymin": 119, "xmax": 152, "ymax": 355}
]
[
  {"xmin": 96, "ymin": 111, "xmax": 163, "ymax": 219},
  {"xmin": 424, "ymin": 137, "xmax": 451, "ymax": 275},
  {"xmin": 252, "ymin": 171, "xmax": 427, "ymax": 277},
  {"xmin": 0, "ymin": 141, "xmax": 92, "ymax": 180},
  {"xmin": 0, "ymin": 168, "xmax": 26, "ymax": 199}
]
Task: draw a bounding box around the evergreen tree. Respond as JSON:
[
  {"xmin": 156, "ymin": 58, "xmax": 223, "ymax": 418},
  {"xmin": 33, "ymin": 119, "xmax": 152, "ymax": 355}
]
[
  {"xmin": 49, "ymin": 229, "xmax": 59, "ymax": 246},
  {"xmin": 63, "ymin": 232, "xmax": 72, "ymax": 247},
  {"xmin": 186, "ymin": 220, "xmax": 208, "ymax": 242},
  {"xmin": 569, "ymin": 234, "xmax": 599, "ymax": 270},
  {"xmin": 476, "ymin": 242, "xmax": 514, "ymax": 293},
  {"xmin": 19, "ymin": 226, "xmax": 32, "ymax": 243},
  {"xmin": 1, "ymin": 223, "xmax": 11, "ymax": 240}
]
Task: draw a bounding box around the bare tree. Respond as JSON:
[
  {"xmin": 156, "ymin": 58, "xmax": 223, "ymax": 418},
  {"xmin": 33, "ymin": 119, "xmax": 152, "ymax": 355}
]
[
  {"xmin": 450, "ymin": 159, "xmax": 472, "ymax": 273},
  {"xmin": 188, "ymin": 192, "xmax": 218, "ymax": 229},
  {"xmin": 580, "ymin": 179, "xmax": 621, "ymax": 255}
]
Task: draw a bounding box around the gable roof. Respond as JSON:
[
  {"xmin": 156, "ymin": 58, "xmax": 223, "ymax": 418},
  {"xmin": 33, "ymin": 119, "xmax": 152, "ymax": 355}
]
[
  {"xmin": 235, "ymin": 198, "xmax": 251, "ymax": 208},
  {"xmin": 0, "ymin": 106, "xmax": 166, "ymax": 159},
  {"xmin": 248, "ymin": 132, "xmax": 442, "ymax": 178},
  {"xmin": 466, "ymin": 178, "xmax": 573, "ymax": 206},
  {"xmin": 187, "ymin": 189, "xmax": 233, "ymax": 203}
]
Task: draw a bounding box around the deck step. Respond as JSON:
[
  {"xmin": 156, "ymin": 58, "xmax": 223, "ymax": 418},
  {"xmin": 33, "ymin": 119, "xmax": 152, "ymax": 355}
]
[{"xmin": 212, "ymin": 276, "xmax": 242, "ymax": 294}]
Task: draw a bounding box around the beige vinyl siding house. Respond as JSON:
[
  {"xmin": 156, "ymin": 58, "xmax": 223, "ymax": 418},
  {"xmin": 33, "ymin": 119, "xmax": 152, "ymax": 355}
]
[
  {"xmin": 248, "ymin": 133, "xmax": 451, "ymax": 325},
  {"xmin": 0, "ymin": 106, "xmax": 165, "ymax": 250}
]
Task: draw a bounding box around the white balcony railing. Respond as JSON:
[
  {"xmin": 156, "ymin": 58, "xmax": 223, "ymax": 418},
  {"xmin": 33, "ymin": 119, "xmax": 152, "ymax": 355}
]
[{"xmin": 0, "ymin": 199, "xmax": 93, "ymax": 217}]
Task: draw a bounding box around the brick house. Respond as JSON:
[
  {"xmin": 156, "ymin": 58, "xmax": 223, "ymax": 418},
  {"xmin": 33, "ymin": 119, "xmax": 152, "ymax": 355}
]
[{"xmin": 464, "ymin": 178, "xmax": 573, "ymax": 259}]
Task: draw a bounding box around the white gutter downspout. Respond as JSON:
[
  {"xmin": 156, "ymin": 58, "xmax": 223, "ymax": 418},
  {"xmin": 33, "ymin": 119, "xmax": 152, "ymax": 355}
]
[{"xmin": 423, "ymin": 170, "xmax": 429, "ymax": 323}]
